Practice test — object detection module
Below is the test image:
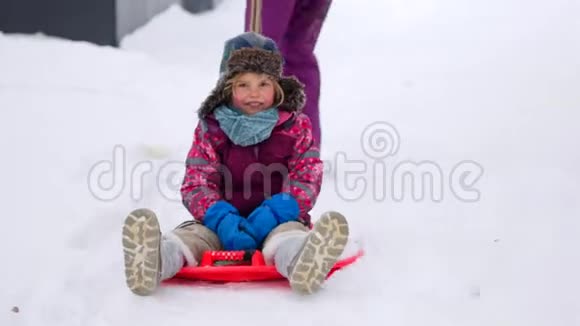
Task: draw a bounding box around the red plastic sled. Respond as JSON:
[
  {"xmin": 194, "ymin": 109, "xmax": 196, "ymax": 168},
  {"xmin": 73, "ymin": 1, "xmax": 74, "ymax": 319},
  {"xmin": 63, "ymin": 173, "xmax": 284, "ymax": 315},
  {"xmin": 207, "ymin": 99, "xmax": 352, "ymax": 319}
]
[{"xmin": 170, "ymin": 249, "xmax": 364, "ymax": 283}]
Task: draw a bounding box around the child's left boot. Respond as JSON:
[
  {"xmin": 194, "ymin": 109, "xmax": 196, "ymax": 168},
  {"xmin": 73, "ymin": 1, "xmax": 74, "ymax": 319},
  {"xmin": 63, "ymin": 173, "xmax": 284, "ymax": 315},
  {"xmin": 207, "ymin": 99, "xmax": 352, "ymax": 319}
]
[{"xmin": 274, "ymin": 211, "xmax": 350, "ymax": 295}]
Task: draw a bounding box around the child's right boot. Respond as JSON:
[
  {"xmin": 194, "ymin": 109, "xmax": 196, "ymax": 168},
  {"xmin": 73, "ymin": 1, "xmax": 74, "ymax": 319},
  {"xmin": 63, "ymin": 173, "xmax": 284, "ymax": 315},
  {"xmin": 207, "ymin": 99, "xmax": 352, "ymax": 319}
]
[{"xmin": 122, "ymin": 209, "xmax": 184, "ymax": 296}]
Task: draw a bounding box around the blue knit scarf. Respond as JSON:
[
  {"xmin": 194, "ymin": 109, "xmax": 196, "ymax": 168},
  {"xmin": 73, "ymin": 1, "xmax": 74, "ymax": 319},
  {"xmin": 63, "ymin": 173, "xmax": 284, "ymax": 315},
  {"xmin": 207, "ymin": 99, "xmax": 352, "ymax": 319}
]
[{"xmin": 214, "ymin": 105, "xmax": 279, "ymax": 147}]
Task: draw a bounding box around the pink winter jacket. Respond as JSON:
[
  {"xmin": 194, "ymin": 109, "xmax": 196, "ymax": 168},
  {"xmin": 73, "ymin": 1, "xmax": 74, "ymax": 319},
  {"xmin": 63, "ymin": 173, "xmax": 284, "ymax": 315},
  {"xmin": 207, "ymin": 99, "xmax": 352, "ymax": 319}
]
[{"xmin": 180, "ymin": 111, "xmax": 323, "ymax": 225}]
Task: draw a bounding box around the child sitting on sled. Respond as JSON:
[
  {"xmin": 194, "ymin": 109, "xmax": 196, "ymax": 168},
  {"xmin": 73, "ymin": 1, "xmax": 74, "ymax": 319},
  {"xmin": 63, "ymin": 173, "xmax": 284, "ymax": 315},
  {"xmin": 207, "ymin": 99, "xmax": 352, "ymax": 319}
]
[{"xmin": 122, "ymin": 32, "xmax": 349, "ymax": 296}]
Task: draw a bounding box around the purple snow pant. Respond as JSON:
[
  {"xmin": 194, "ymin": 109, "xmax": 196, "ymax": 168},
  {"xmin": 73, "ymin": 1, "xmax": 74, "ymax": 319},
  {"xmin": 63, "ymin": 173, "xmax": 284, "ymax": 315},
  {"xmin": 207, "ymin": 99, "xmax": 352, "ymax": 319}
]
[{"xmin": 245, "ymin": 0, "xmax": 332, "ymax": 147}]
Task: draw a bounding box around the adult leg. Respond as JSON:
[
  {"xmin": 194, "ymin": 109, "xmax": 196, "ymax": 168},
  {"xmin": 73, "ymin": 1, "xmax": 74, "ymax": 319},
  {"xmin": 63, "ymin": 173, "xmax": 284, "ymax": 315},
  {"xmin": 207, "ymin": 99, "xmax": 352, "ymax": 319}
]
[
  {"xmin": 245, "ymin": 0, "xmax": 297, "ymax": 45},
  {"xmin": 282, "ymin": 0, "xmax": 332, "ymax": 146}
]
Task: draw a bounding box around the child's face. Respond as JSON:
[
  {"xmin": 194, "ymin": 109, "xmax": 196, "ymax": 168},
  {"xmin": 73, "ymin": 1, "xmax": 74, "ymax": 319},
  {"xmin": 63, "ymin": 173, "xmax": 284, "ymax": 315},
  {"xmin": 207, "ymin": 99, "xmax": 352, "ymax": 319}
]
[{"xmin": 231, "ymin": 73, "xmax": 276, "ymax": 115}]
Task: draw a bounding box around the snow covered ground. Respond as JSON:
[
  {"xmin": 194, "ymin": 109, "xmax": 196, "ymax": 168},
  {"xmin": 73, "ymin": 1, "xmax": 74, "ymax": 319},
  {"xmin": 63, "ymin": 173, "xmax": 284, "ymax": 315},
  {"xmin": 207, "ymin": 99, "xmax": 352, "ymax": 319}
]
[{"xmin": 1, "ymin": 0, "xmax": 579, "ymax": 325}]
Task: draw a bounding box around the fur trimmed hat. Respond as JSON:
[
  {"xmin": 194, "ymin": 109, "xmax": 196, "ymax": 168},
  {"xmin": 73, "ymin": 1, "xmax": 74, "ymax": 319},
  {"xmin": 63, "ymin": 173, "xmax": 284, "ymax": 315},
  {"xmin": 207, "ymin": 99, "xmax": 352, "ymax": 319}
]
[{"xmin": 198, "ymin": 32, "xmax": 305, "ymax": 118}]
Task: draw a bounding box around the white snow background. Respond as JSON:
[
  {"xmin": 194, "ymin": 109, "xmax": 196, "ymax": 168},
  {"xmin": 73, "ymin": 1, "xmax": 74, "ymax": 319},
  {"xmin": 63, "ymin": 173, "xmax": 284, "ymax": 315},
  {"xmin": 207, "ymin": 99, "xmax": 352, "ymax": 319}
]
[{"xmin": 1, "ymin": 0, "xmax": 579, "ymax": 325}]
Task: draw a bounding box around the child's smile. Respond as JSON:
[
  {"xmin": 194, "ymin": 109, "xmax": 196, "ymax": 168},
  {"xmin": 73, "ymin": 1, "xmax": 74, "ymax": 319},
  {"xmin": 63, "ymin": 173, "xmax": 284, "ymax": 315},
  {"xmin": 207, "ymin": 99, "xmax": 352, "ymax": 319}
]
[{"xmin": 232, "ymin": 72, "xmax": 277, "ymax": 115}]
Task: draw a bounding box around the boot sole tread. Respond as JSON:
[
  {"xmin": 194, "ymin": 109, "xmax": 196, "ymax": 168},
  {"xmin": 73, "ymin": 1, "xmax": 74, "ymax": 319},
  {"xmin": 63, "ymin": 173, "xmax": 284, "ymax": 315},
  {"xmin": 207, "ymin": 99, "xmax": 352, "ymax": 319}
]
[
  {"xmin": 289, "ymin": 211, "xmax": 349, "ymax": 295},
  {"xmin": 122, "ymin": 208, "xmax": 161, "ymax": 296}
]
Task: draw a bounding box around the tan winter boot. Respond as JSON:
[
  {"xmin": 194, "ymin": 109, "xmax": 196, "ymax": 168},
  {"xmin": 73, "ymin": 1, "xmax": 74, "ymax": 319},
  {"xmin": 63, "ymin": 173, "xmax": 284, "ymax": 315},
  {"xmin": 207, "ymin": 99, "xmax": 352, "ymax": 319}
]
[
  {"xmin": 287, "ymin": 211, "xmax": 350, "ymax": 295},
  {"xmin": 122, "ymin": 208, "xmax": 162, "ymax": 296}
]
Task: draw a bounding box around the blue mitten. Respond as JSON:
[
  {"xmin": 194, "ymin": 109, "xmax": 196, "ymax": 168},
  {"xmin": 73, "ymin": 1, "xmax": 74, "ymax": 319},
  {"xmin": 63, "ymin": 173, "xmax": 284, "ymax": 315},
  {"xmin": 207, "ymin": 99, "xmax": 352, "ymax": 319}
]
[
  {"xmin": 246, "ymin": 206, "xmax": 278, "ymax": 246},
  {"xmin": 263, "ymin": 193, "xmax": 300, "ymax": 224},
  {"xmin": 246, "ymin": 193, "xmax": 300, "ymax": 246},
  {"xmin": 204, "ymin": 201, "xmax": 258, "ymax": 251}
]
